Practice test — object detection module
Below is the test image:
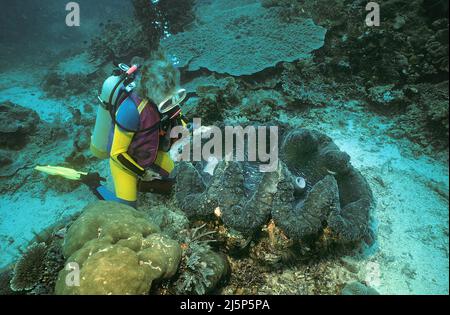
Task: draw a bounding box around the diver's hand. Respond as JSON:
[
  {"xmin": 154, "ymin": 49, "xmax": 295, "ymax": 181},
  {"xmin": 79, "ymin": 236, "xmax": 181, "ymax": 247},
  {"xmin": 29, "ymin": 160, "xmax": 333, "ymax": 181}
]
[
  {"xmin": 140, "ymin": 169, "xmax": 162, "ymax": 182},
  {"xmin": 80, "ymin": 172, "xmax": 106, "ymax": 189}
]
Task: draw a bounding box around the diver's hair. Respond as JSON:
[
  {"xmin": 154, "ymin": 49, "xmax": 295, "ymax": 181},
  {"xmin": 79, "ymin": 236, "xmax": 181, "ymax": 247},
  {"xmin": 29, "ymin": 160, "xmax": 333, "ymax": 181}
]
[{"xmin": 137, "ymin": 50, "xmax": 180, "ymax": 105}]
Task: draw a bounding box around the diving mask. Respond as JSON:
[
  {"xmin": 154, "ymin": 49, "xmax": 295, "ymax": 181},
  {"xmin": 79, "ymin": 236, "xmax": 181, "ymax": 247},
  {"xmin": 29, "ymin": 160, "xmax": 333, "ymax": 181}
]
[{"xmin": 157, "ymin": 89, "xmax": 187, "ymax": 114}]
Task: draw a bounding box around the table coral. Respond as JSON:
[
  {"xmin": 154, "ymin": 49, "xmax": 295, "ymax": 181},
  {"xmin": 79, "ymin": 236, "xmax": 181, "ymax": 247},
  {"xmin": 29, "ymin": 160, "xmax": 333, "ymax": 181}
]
[{"xmin": 161, "ymin": 0, "xmax": 326, "ymax": 76}]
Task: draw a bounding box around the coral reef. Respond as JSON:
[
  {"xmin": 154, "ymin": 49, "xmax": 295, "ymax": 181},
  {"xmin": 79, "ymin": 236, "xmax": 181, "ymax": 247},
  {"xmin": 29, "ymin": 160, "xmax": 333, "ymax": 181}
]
[
  {"xmin": 63, "ymin": 105, "xmax": 96, "ymax": 168},
  {"xmin": 390, "ymin": 81, "xmax": 449, "ymax": 148},
  {"xmin": 227, "ymin": 88, "xmax": 288, "ymax": 124},
  {"xmin": 300, "ymin": 0, "xmax": 448, "ymax": 84},
  {"xmin": 88, "ymin": 20, "xmax": 150, "ymax": 64},
  {"xmin": 88, "ymin": 0, "xmax": 196, "ymax": 64},
  {"xmin": 0, "ymin": 267, "xmax": 17, "ymax": 295},
  {"xmin": 222, "ymin": 252, "xmax": 357, "ymax": 295},
  {"xmin": 249, "ymin": 219, "xmax": 295, "ymax": 269},
  {"xmin": 161, "ymin": 0, "xmax": 326, "ymax": 76},
  {"xmin": 278, "ymin": 57, "xmax": 449, "ymax": 149},
  {"xmin": 189, "ymin": 78, "xmax": 241, "ymax": 124},
  {"xmin": 10, "ymin": 242, "xmax": 47, "ymax": 292},
  {"xmin": 55, "ymin": 202, "xmax": 182, "ymax": 295},
  {"xmin": 261, "ymin": 0, "xmax": 308, "ymax": 23},
  {"xmin": 144, "ymin": 205, "xmax": 190, "ymax": 240},
  {"xmin": 225, "ymin": 257, "xmax": 265, "ymax": 294},
  {"xmin": 133, "ymin": 0, "xmax": 195, "ymax": 43},
  {"xmin": 6, "ymin": 216, "xmax": 74, "ymax": 295},
  {"xmin": 279, "ymin": 59, "xmax": 350, "ymax": 109},
  {"xmin": 252, "ymin": 0, "xmax": 449, "ymax": 149},
  {"xmin": 0, "ymin": 101, "xmax": 40, "ymax": 150},
  {"xmin": 41, "ymin": 71, "xmax": 93, "ymax": 98},
  {"xmin": 0, "ymin": 150, "xmax": 13, "ymax": 168},
  {"xmin": 173, "ymin": 224, "xmax": 228, "ymax": 295},
  {"xmin": 368, "ymin": 84, "xmax": 406, "ymax": 109},
  {"xmin": 175, "ymin": 244, "xmax": 227, "ymax": 295},
  {"xmin": 64, "ymin": 129, "xmax": 91, "ymax": 167},
  {"xmin": 29, "ymin": 240, "xmax": 66, "ymax": 295}
]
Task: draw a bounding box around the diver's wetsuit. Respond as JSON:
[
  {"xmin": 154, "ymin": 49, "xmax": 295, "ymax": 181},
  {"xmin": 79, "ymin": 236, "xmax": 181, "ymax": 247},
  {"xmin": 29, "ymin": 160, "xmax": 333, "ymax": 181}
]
[{"xmin": 93, "ymin": 93, "xmax": 176, "ymax": 208}]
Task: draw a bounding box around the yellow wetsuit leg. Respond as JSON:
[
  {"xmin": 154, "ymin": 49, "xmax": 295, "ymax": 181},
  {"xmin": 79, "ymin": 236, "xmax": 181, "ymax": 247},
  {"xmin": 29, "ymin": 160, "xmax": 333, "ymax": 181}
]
[
  {"xmin": 109, "ymin": 125, "xmax": 143, "ymax": 203},
  {"xmin": 153, "ymin": 150, "xmax": 175, "ymax": 176},
  {"xmin": 110, "ymin": 159, "xmax": 138, "ymax": 202}
]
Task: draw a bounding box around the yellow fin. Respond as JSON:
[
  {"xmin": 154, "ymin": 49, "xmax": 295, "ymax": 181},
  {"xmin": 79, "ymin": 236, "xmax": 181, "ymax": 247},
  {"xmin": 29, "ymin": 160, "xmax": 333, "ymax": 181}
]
[{"xmin": 34, "ymin": 165, "xmax": 88, "ymax": 181}]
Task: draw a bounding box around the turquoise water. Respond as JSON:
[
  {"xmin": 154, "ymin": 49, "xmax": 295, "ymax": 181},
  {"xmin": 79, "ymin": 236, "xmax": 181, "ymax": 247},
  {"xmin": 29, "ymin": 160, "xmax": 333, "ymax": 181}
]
[{"xmin": 0, "ymin": 0, "xmax": 448, "ymax": 295}]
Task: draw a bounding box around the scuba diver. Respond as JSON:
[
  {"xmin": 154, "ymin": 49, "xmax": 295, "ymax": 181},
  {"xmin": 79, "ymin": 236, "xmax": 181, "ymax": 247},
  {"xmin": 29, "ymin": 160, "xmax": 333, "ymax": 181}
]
[{"xmin": 60, "ymin": 51, "xmax": 187, "ymax": 208}]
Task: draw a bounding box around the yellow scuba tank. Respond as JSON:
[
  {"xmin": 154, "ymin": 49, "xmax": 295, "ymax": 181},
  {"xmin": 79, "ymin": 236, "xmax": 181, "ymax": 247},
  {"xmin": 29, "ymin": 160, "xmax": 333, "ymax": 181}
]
[{"xmin": 90, "ymin": 75, "xmax": 123, "ymax": 159}]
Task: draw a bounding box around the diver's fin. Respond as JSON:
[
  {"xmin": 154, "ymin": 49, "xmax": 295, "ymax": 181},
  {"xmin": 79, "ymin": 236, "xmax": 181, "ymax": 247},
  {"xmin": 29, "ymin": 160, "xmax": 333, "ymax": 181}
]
[{"xmin": 34, "ymin": 165, "xmax": 88, "ymax": 181}]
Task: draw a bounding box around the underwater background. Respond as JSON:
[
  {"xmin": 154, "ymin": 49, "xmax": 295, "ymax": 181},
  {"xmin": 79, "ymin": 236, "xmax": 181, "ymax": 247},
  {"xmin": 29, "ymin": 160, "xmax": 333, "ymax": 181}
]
[{"xmin": 0, "ymin": 0, "xmax": 448, "ymax": 295}]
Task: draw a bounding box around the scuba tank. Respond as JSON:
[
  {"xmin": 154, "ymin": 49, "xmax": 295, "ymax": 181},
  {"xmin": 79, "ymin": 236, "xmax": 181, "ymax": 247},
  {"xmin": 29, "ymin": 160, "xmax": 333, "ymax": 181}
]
[
  {"xmin": 90, "ymin": 61, "xmax": 188, "ymax": 160},
  {"xmin": 90, "ymin": 63, "xmax": 138, "ymax": 159}
]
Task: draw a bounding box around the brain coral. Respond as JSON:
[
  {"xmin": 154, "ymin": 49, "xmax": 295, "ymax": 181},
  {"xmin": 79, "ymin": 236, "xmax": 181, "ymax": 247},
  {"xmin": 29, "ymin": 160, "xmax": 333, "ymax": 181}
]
[
  {"xmin": 55, "ymin": 202, "xmax": 181, "ymax": 295},
  {"xmin": 161, "ymin": 0, "xmax": 326, "ymax": 76}
]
